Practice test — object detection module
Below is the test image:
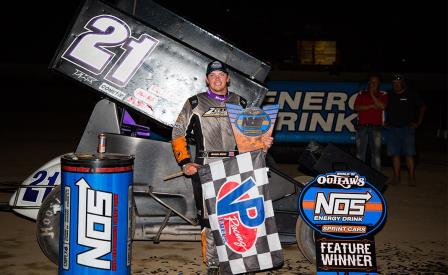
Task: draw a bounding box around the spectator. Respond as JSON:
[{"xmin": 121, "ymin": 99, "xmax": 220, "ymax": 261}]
[
  {"xmin": 354, "ymin": 73, "xmax": 388, "ymax": 171},
  {"xmin": 386, "ymin": 74, "xmax": 426, "ymax": 186}
]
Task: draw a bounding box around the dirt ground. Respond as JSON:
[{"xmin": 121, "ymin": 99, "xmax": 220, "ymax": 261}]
[{"xmin": 0, "ymin": 112, "xmax": 447, "ymax": 274}]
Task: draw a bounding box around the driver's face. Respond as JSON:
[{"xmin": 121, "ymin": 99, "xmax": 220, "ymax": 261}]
[{"xmin": 206, "ymin": 71, "xmax": 229, "ymax": 94}]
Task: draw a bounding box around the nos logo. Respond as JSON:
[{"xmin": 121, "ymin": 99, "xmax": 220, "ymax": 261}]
[
  {"xmin": 76, "ymin": 178, "xmax": 113, "ymax": 269},
  {"xmin": 216, "ymin": 177, "xmax": 265, "ymax": 253},
  {"xmin": 236, "ymin": 108, "xmax": 270, "ymax": 136}
]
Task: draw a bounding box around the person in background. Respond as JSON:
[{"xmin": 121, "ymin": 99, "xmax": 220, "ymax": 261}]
[
  {"xmin": 171, "ymin": 60, "xmax": 273, "ymax": 274},
  {"xmin": 354, "ymin": 73, "xmax": 388, "ymax": 171},
  {"xmin": 385, "ymin": 74, "xmax": 426, "ymax": 186}
]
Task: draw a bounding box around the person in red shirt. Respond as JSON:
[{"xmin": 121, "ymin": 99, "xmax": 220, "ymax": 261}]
[{"xmin": 354, "ymin": 74, "xmax": 388, "ymax": 171}]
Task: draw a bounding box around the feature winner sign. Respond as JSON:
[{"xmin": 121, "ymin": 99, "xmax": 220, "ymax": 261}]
[{"xmin": 298, "ymin": 172, "xmax": 387, "ymax": 274}]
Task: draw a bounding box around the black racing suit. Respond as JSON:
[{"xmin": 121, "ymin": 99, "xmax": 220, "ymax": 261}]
[{"xmin": 171, "ymin": 91, "xmax": 247, "ymax": 266}]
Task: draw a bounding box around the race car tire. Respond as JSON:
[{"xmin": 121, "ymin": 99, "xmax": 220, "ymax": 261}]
[
  {"xmin": 36, "ymin": 185, "xmax": 61, "ymax": 265},
  {"xmin": 35, "ymin": 185, "xmax": 137, "ymax": 265},
  {"xmin": 295, "ymin": 215, "xmax": 316, "ymax": 264}
]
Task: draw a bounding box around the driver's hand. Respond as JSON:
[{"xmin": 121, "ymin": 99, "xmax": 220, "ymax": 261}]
[
  {"xmin": 182, "ymin": 162, "xmax": 201, "ymax": 176},
  {"xmin": 262, "ymin": 136, "xmax": 274, "ymax": 152}
]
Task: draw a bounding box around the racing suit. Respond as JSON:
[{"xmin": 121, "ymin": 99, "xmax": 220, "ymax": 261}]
[{"xmin": 171, "ymin": 90, "xmax": 247, "ymax": 268}]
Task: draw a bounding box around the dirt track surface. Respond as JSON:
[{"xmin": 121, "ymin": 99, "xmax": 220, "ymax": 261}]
[{"xmin": 0, "ymin": 112, "xmax": 447, "ymax": 274}]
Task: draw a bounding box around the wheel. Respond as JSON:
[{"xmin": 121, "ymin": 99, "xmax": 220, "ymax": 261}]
[
  {"xmin": 295, "ymin": 215, "xmax": 316, "ymax": 264},
  {"xmin": 35, "ymin": 185, "xmax": 137, "ymax": 265},
  {"xmin": 36, "ymin": 185, "xmax": 61, "ymax": 265}
]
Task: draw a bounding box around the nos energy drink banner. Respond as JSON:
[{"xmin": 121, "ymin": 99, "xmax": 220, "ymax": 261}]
[{"xmin": 265, "ymin": 81, "xmax": 390, "ymax": 144}]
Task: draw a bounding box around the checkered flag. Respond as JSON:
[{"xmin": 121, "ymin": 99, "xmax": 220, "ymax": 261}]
[{"xmin": 198, "ymin": 150, "xmax": 284, "ymax": 274}]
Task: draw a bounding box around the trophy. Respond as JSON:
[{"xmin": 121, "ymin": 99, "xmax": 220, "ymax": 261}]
[{"xmin": 227, "ymin": 104, "xmax": 279, "ymax": 153}]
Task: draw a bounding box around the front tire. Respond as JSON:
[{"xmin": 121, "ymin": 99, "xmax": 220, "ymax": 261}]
[
  {"xmin": 295, "ymin": 215, "xmax": 316, "ymax": 263},
  {"xmin": 36, "ymin": 185, "xmax": 61, "ymax": 264}
]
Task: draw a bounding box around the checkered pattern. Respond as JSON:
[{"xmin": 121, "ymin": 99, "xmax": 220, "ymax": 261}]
[{"xmin": 198, "ymin": 150, "xmax": 284, "ymax": 274}]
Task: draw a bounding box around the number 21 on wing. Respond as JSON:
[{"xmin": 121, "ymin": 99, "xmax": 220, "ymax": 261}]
[{"xmin": 62, "ymin": 15, "xmax": 158, "ymax": 87}]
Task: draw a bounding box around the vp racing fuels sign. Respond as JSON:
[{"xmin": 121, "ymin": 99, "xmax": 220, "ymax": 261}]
[
  {"xmin": 199, "ymin": 151, "xmax": 284, "ymax": 274},
  {"xmin": 216, "ymin": 177, "xmax": 264, "ymax": 253},
  {"xmin": 298, "ymin": 171, "xmax": 387, "ymax": 239}
]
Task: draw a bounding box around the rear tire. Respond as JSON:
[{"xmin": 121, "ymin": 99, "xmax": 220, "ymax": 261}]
[
  {"xmin": 36, "ymin": 185, "xmax": 61, "ymax": 265},
  {"xmin": 295, "ymin": 215, "xmax": 316, "ymax": 264}
]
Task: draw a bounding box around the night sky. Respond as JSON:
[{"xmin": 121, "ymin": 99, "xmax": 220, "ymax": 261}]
[
  {"xmin": 161, "ymin": 1, "xmax": 447, "ymax": 73},
  {"xmin": 1, "ymin": 0, "xmax": 446, "ymax": 73}
]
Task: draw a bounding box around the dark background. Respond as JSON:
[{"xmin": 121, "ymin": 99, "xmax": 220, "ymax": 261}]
[
  {"xmin": 0, "ymin": 0, "xmax": 446, "ymax": 145},
  {"xmin": 160, "ymin": 1, "xmax": 447, "ymax": 74},
  {"xmin": 0, "ymin": 0, "xmax": 446, "ymax": 72}
]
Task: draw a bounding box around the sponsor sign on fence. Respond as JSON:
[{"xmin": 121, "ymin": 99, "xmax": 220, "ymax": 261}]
[{"xmin": 266, "ymin": 81, "xmax": 391, "ymax": 144}]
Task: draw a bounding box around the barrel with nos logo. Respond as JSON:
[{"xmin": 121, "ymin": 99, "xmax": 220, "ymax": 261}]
[{"xmin": 59, "ymin": 153, "xmax": 134, "ymax": 274}]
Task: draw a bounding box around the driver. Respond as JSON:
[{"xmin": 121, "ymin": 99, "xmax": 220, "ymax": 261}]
[{"xmin": 171, "ymin": 60, "xmax": 273, "ymax": 274}]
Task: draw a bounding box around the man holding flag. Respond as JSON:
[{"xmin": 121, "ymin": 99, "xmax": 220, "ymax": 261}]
[{"xmin": 171, "ymin": 60, "xmax": 276, "ymax": 274}]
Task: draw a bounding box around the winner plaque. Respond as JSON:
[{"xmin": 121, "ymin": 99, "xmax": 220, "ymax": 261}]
[{"xmin": 226, "ymin": 104, "xmax": 279, "ymax": 153}]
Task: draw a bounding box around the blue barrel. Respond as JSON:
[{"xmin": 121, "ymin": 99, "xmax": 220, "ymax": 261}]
[{"xmin": 59, "ymin": 153, "xmax": 134, "ymax": 274}]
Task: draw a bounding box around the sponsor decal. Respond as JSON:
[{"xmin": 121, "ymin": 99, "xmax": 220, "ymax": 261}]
[
  {"xmin": 216, "ymin": 177, "xmax": 264, "ymax": 253},
  {"xmin": 127, "ymin": 185, "xmax": 132, "ymax": 265},
  {"xmin": 147, "ymin": 84, "xmax": 176, "ymax": 102},
  {"xmin": 73, "ymin": 69, "xmax": 97, "ymax": 84},
  {"xmin": 16, "ymin": 170, "xmax": 60, "ymax": 208},
  {"xmin": 206, "ymin": 151, "xmax": 238, "ymax": 158},
  {"xmin": 112, "ymin": 193, "xmax": 118, "ymax": 271},
  {"xmin": 76, "ymin": 178, "xmax": 113, "ymax": 270},
  {"xmin": 316, "ymin": 172, "xmax": 365, "ymax": 189},
  {"xmin": 133, "ymin": 88, "xmax": 158, "ymax": 107},
  {"xmin": 125, "ymin": 95, "xmax": 153, "ymax": 114},
  {"xmin": 203, "ymin": 107, "xmax": 228, "ymax": 117},
  {"xmin": 99, "ymin": 82, "xmax": 126, "ymax": 100},
  {"xmin": 298, "ymin": 172, "xmax": 386, "ymax": 239},
  {"xmin": 63, "ymin": 186, "xmax": 71, "ymax": 270}
]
